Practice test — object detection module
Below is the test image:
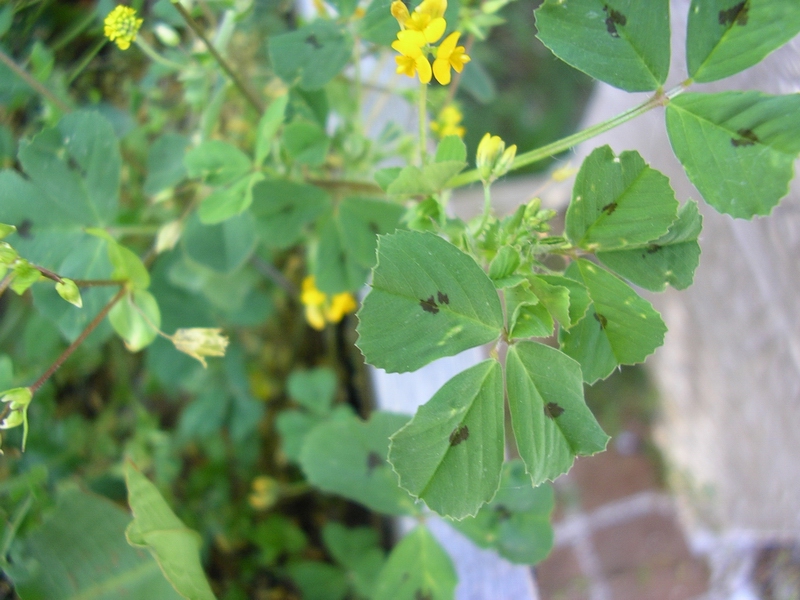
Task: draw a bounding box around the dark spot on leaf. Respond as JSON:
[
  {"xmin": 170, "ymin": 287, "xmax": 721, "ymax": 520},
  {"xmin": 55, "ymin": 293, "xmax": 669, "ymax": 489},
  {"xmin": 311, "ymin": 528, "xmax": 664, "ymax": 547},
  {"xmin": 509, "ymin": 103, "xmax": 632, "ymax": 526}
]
[
  {"xmin": 339, "ymin": 251, "xmax": 347, "ymax": 265},
  {"xmin": 449, "ymin": 424, "xmax": 469, "ymax": 446},
  {"xmin": 544, "ymin": 402, "xmax": 565, "ymax": 419},
  {"xmin": 602, "ymin": 202, "xmax": 618, "ymax": 215},
  {"xmin": 594, "ymin": 312, "xmax": 608, "ymax": 329},
  {"xmin": 368, "ymin": 221, "xmax": 380, "ymax": 234},
  {"xmin": 731, "ymin": 128, "xmax": 759, "ymax": 147},
  {"xmin": 646, "ymin": 244, "xmax": 661, "ymax": 254},
  {"xmin": 415, "ymin": 591, "xmax": 432, "ymax": 600},
  {"xmin": 495, "ymin": 504, "xmax": 512, "ymax": 520},
  {"xmin": 603, "ymin": 5, "xmax": 627, "ymax": 38},
  {"xmin": 719, "ymin": 1, "xmax": 748, "ymax": 26},
  {"xmin": 16, "ymin": 219, "xmax": 33, "ymax": 239},
  {"xmin": 366, "ymin": 451, "xmax": 383, "ymax": 474},
  {"xmin": 305, "ymin": 34, "xmax": 322, "ymax": 49},
  {"xmin": 279, "ymin": 204, "xmax": 294, "ymax": 215},
  {"xmin": 420, "ymin": 295, "xmax": 439, "ymax": 314},
  {"xmin": 437, "ymin": 291, "xmax": 450, "ymax": 305}
]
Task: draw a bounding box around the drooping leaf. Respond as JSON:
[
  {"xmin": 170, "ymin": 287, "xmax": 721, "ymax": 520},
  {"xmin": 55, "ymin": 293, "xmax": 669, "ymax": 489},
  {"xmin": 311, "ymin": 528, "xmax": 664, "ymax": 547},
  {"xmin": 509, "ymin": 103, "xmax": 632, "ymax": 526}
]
[
  {"xmin": 250, "ymin": 179, "xmax": 329, "ymax": 249},
  {"xmin": 124, "ymin": 463, "xmax": 217, "ymax": 600},
  {"xmin": 686, "ymin": 0, "xmax": 800, "ymax": 83},
  {"xmin": 8, "ymin": 487, "xmax": 182, "ymax": 600},
  {"xmin": 535, "ymin": 0, "xmax": 670, "ymax": 92},
  {"xmin": 182, "ymin": 212, "xmax": 256, "ymax": 273},
  {"xmin": 597, "ymin": 200, "xmax": 703, "ymax": 291},
  {"xmin": 269, "ymin": 20, "xmax": 354, "ymax": 90},
  {"xmin": 565, "ymin": 146, "xmax": 678, "ymax": 251},
  {"xmin": 372, "ymin": 525, "xmax": 457, "ymax": 600},
  {"xmin": 388, "ymin": 359, "xmax": 504, "ymax": 519},
  {"xmin": 450, "ymin": 460, "xmax": 555, "ymax": 565},
  {"xmin": 666, "ymin": 91, "xmax": 800, "ymax": 218},
  {"xmin": 357, "ymin": 231, "xmax": 504, "ymax": 373},
  {"xmin": 559, "ymin": 259, "xmax": 667, "ymax": 383},
  {"xmin": 506, "ymin": 342, "xmax": 609, "ymax": 486},
  {"xmin": 299, "ymin": 411, "xmax": 419, "ymax": 516}
]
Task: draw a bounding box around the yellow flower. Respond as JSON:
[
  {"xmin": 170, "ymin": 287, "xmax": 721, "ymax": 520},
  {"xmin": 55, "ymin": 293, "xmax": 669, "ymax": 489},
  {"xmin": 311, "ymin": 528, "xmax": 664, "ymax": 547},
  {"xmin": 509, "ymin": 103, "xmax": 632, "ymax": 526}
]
[
  {"xmin": 171, "ymin": 328, "xmax": 229, "ymax": 368},
  {"xmin": 248, "ymin": 476, "xmax": 279, "ymax": 511},
  {"xmin": 431, "ymin": 104, "xmax": 466, "ymax": 139},
  {"xmin": 417, "ymin": 0, "xmax": 447, "ymax": 19},
  {"xmin": 391, "ymin": 37, "xmax": 433, "ymax": 84},
  {"xmin": 301, "ymin": 276, "xmax": 358, "ymax": 330},
  {"xmin": 432, "ymin": 31, "xmax": 470, "ymax": 85},
  {"xmin": 103, "ymin": 5, "xmax": 143, "ymax": 51},
  {"xmin": 391, "ymin": 0, "xmax": 411, "ymax": 27},
  {"xmin": 476, "ymin": 132, "xmax": 517, "ymax": 182}
]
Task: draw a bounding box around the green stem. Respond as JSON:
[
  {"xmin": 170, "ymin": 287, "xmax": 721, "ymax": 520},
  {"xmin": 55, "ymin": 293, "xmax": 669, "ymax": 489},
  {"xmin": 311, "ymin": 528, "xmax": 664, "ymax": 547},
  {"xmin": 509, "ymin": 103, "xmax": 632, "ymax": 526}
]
[
  {"xmin": 134, "ymin": 37, "xmax": 185, "ymax": 71},
  {"xmin": 447, "ymin": 85, "xmax": 686, "ymax": 189},
  {"xmin": 29, "ymin": 287, "xmax": 126, "ymax": 394},
  {"xmin": 475, "ymin": 182, "xmax": 492, "ymax": 235},
  {"xmin": 66, "ymin": 38, "xmax": 107, "ymax": 85},
  {"xmin": 50, "ymin": 8, "xmax": 97, "ymax": 52},
  {"xmin": 0, "ymin": 48, "xmax": 71, "ymax": 113},
  {"xmin": 0, "ymin": 494, "xmax": 33, "ymax": 566},
  {"xmin": 172, "ymin": 2, "xmax": 265, "ymax": 113},
  {"xmin": 419, "ymin": 81, "xmax": 428, "ymax": 165}
]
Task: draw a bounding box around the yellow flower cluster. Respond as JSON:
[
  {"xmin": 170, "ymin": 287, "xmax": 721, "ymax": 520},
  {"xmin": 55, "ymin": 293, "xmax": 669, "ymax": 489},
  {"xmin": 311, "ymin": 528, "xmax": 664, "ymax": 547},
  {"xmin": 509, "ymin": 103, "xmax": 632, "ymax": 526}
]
[
  {"xmin": 390, "ymin": 0, "xmax": 470, "ymax": 85},
  {"xmin": 104, "ymin": 5, "xmax": 143, "ymax": 50},
  {"xmin": 431, "ymin": 104, "xmax": 466, "ymax": 138},
  {"xmin": 300, "ymin": 276, "xmax": 358, "ymax": 331}
]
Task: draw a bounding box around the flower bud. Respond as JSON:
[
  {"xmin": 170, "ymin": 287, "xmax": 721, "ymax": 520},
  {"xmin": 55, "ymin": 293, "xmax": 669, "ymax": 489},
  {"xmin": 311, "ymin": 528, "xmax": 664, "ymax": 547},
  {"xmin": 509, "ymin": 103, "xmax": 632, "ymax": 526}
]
[
  {"xmin": 1, "ymin": 387, "xmax": 32, "ymax": 451},
  {"xmin": 172, "ymin": 328, "xmax": 229, "ymax": 368},
  {"xmin": 0, "ymin": 223, "xmax": 16, "ymax": 240},
  {"xmin": 476, "ymin": 133, "xmax": 516, "ymax": 182},
  {"xmin": 155, "ymin": 220, "xmax": 183, "ymax": 254},
  {"xmin": 153, "ymin": 22, "xmax": 181, "ymax": 47}
]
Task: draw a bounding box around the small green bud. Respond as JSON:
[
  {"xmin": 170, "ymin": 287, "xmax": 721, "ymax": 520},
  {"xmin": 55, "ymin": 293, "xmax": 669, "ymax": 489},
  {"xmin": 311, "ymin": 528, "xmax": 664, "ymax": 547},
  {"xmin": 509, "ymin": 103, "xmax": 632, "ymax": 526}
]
[
  {"xmin": 153, "ymin": 22, "xmax": 180, "ymax": 46},
  {"xmin": 1, "ymin": 387, "xmax": 32, "ymax": 451},
  {"xmin": 0, "ymin": 223, "xmax": 16, "ymax": 240},
  {"xmin": 171, "ymin": 328, "xmax": 229, "ymax": 368},
  {"xmin": 10, "ymin": 260, "xmax": 41, "ymax": 295},
  {"xmin": 476, "ymin": 133, "xmax": 517, "ymax": 183},
  {"xmin": 155, "ymin": 220, "xmax": 182, "ymax": 254},
  {"xmin": 56, "ymin": 278, "xmax": 83, "ymax": 308},
  {"xmin": 0, "ymin": 241, "xmax": 17, "ymax": 265}
]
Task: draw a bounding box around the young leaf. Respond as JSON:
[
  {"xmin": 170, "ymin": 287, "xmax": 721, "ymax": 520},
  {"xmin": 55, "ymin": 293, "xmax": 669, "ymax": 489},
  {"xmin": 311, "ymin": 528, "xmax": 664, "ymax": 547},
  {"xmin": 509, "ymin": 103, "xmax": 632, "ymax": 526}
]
[
  {"xmin": 109, "ymin": 290, "xmax": 161, "ymax": 352},
  {"xmin": 388, "ymin": 359, "xmax": 504, "ymax": 519},
  {"xmin": 565, "ymin": 146, "xmax": 678, "ymax": 252},
  {"xmin": 507, "ymin": 342, "xmax": 609, "ymax": 487},
  {"xmin": 559, "ymin": 260, "xmax": 667, "ymax": 383},
  {"xmin": 54, "ymin": 278, "xmax": 82, "ymax": 308},
  {"xmin": 372, "ymin": 525, "xmax": 457, "ymax": 600},
  {"xmin": 198, "ymin": 174, "xmax": 259, "ymax": 225},
  {"xmin": 255, "ymin": 94, "xmax": 289, "ymax": 166},
  {"xmin": 450, "ymin": 460, "xmax": 555, "ymax": 564},
  {"xmin": 435, "ymin": 135, "xmax": 468, "ymax": 163},
  {"xmin": 686, "ymin": 0, "xmax": 800, "ymax": 83},
  {"xmin": 666, "ymin": 91, "xmax": 800, "ymax": 218},
  {"xmin": 597, "ymin": 200, "xmax": 703, "ymax": 291},
  {"xmin": 8, "ymin": 488, "xmax": 182, "ymax": 600},
  {"xmin": 386, "ymin": 161, "xmax": 467, "ymax": 197},
  {"xmin": 356, "ymin": 231, "xmax": 504, "ymax": 373},
  {"xmin": 250, "ymin": 179, "xmax": 329, "ymax": 249},
  {"xmin": 125, "ymin": 463, "xmax": 217, "ymax": 600},
  {"xmin": 506, "ymin": 283, "xmax": 554, "ymax": 340},
  {"xmin": 184, "ymin": 140, "xmax": 251, "ymax": 186},
  {"xmin": 299, "ymin": 411, "xmax": 419, "ymax": 516},
  {"xmin": 535, "ymin": 0, "xmax": 670, "ymax": 92},
  {"xmin": 269, "ymin": 21, "xmax": 354, "ymax": 90},
  {"xmin": 534, "ymin": 275, "xmax": 591, "ymax": 329}
]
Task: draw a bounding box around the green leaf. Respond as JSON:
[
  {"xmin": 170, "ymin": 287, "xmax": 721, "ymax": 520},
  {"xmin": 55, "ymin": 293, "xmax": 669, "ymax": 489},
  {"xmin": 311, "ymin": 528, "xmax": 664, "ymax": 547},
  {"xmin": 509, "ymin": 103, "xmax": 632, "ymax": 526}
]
[
  {"xmin": 665, "ymin": 91, "xmax": 800, "ymax": 218},
  {"xmin": 386, "ymin": 161, "xmax": 467, "ymax": 196},
  {"xmin": 255, "ymin": 94, "xmax": 289, "ymax": 166},
  {"xmin": 276, "ymin": 406, "xmax": 354, "ymax": 463},
  {"xmin": 536, "ymin": 275, "xmax": 591, "ymax": 329},
  {"xmin": 269, "ymin": 20, "xmax": 354, "ymax": 90},
  {"xmin": 507, "ymin": 341, "xmax": 609, "ymax": 486},
  {"xmin": 10, "ymin": 261, "xmax": 41, "ymax": 295},
  {"xmin": 109, "ymin": 290, "xmax": 161, "ymax": 352},
  {"xmin": 459, "ymin": 58, "xmax": 496, "ymax": 104},
  {"xmin": 374, "ymin": 167, "xmax": 402, "ymax": 191},
  {"xmin": 8, "ymin": 487, "xmax": 182, "ymax": 600},
  {"xmin": 299, "ymin": 411, "xmax": 419, "ymax": 516},
  {"xmin": 182, "ymin": 212, "xmax": 256, "ymax": 273},
  {"xmin": 435, "ymin": 135, "xmax": 468, "ymax": 163},
  {"xmin": 283, "ymin": 120, "xmax": 330, "ymax": 166},
  {"xmin": 357, "ymin": 231, "xmax": 504, "ymax": 373},
  {"xmin": 687, "ymin": 0, "xmax": 800, "ymax": 83},
  {"xmin": 388, "ymin": 359, "xmax": 504, "ymax": 519},
  {"xmin": 565, "ymin": 146, "xmax": 678, "ymax": 251},
  {"xmin": 559, "ymin": 260, "xmax": 667, "ymax": 383},
  {"xmin": 506, "ymin": 283, "xmax": 554, "ymax": 340},
  {"xmin": 184, "ymin": 140, "xmax": 251, "ymax": 186},
  {"xmin": 125, "ymin": 463, "xmax": 217, "ymax": 600},
  {"xmin": 250, "ymin": 179, "xmax": 329, "ymax": 249},
  {"xmin": 55, "ymin": 278, "xmax": 82, "ymax": 308},
  {"xmin": 597, "ymin": 200, "xmax": 703, "ymax": 291},
  {"xmin": 144, "ymin": 133, "xmax": 189, "ymax": 196},
  {"xmin": 328, "ymin": 0, "xmax": 359, "ymax": 18},
  {"xmin": 450, "ymin": 460, "xmax": 555, "ymax": 564},
  {"xmin": 488, "ymin": 246, "xmax": 520, "ymax": 282},
  {"xmin": 360, "ymin": 0, "xmax": 398, "ymax": 46},
  {"xmin": 372, "ymin": 525, "xmax": 457, "ymax": 600},
  {"xmin": 198, "ymin": 173, "xmax": 262, "ymax": 225},
  {"xmin": 287, "ymin": 367, "xmax": 338, "ymax": 415},
  {"xmin": 535, "ymin": 0, "xmax": 670, "ymax": 92},
  {"xmin": 322, "ymin": 523, "xmax": 385, "ymax": 598},
  {"xmin": 314, "ymin": 197, "xmax": 405, "ymax": 294},
  {"xmin": 286, "ymin": 562, "xmax": 348, "ymax": 600}
]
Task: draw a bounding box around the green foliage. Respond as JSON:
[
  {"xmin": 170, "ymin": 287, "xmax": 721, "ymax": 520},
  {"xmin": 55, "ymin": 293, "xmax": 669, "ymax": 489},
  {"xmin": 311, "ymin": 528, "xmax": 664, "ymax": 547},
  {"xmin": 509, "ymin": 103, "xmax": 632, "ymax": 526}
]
[{"xmin": 269, "ymin": 21, "xmax": 354, "ymax": 90}]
